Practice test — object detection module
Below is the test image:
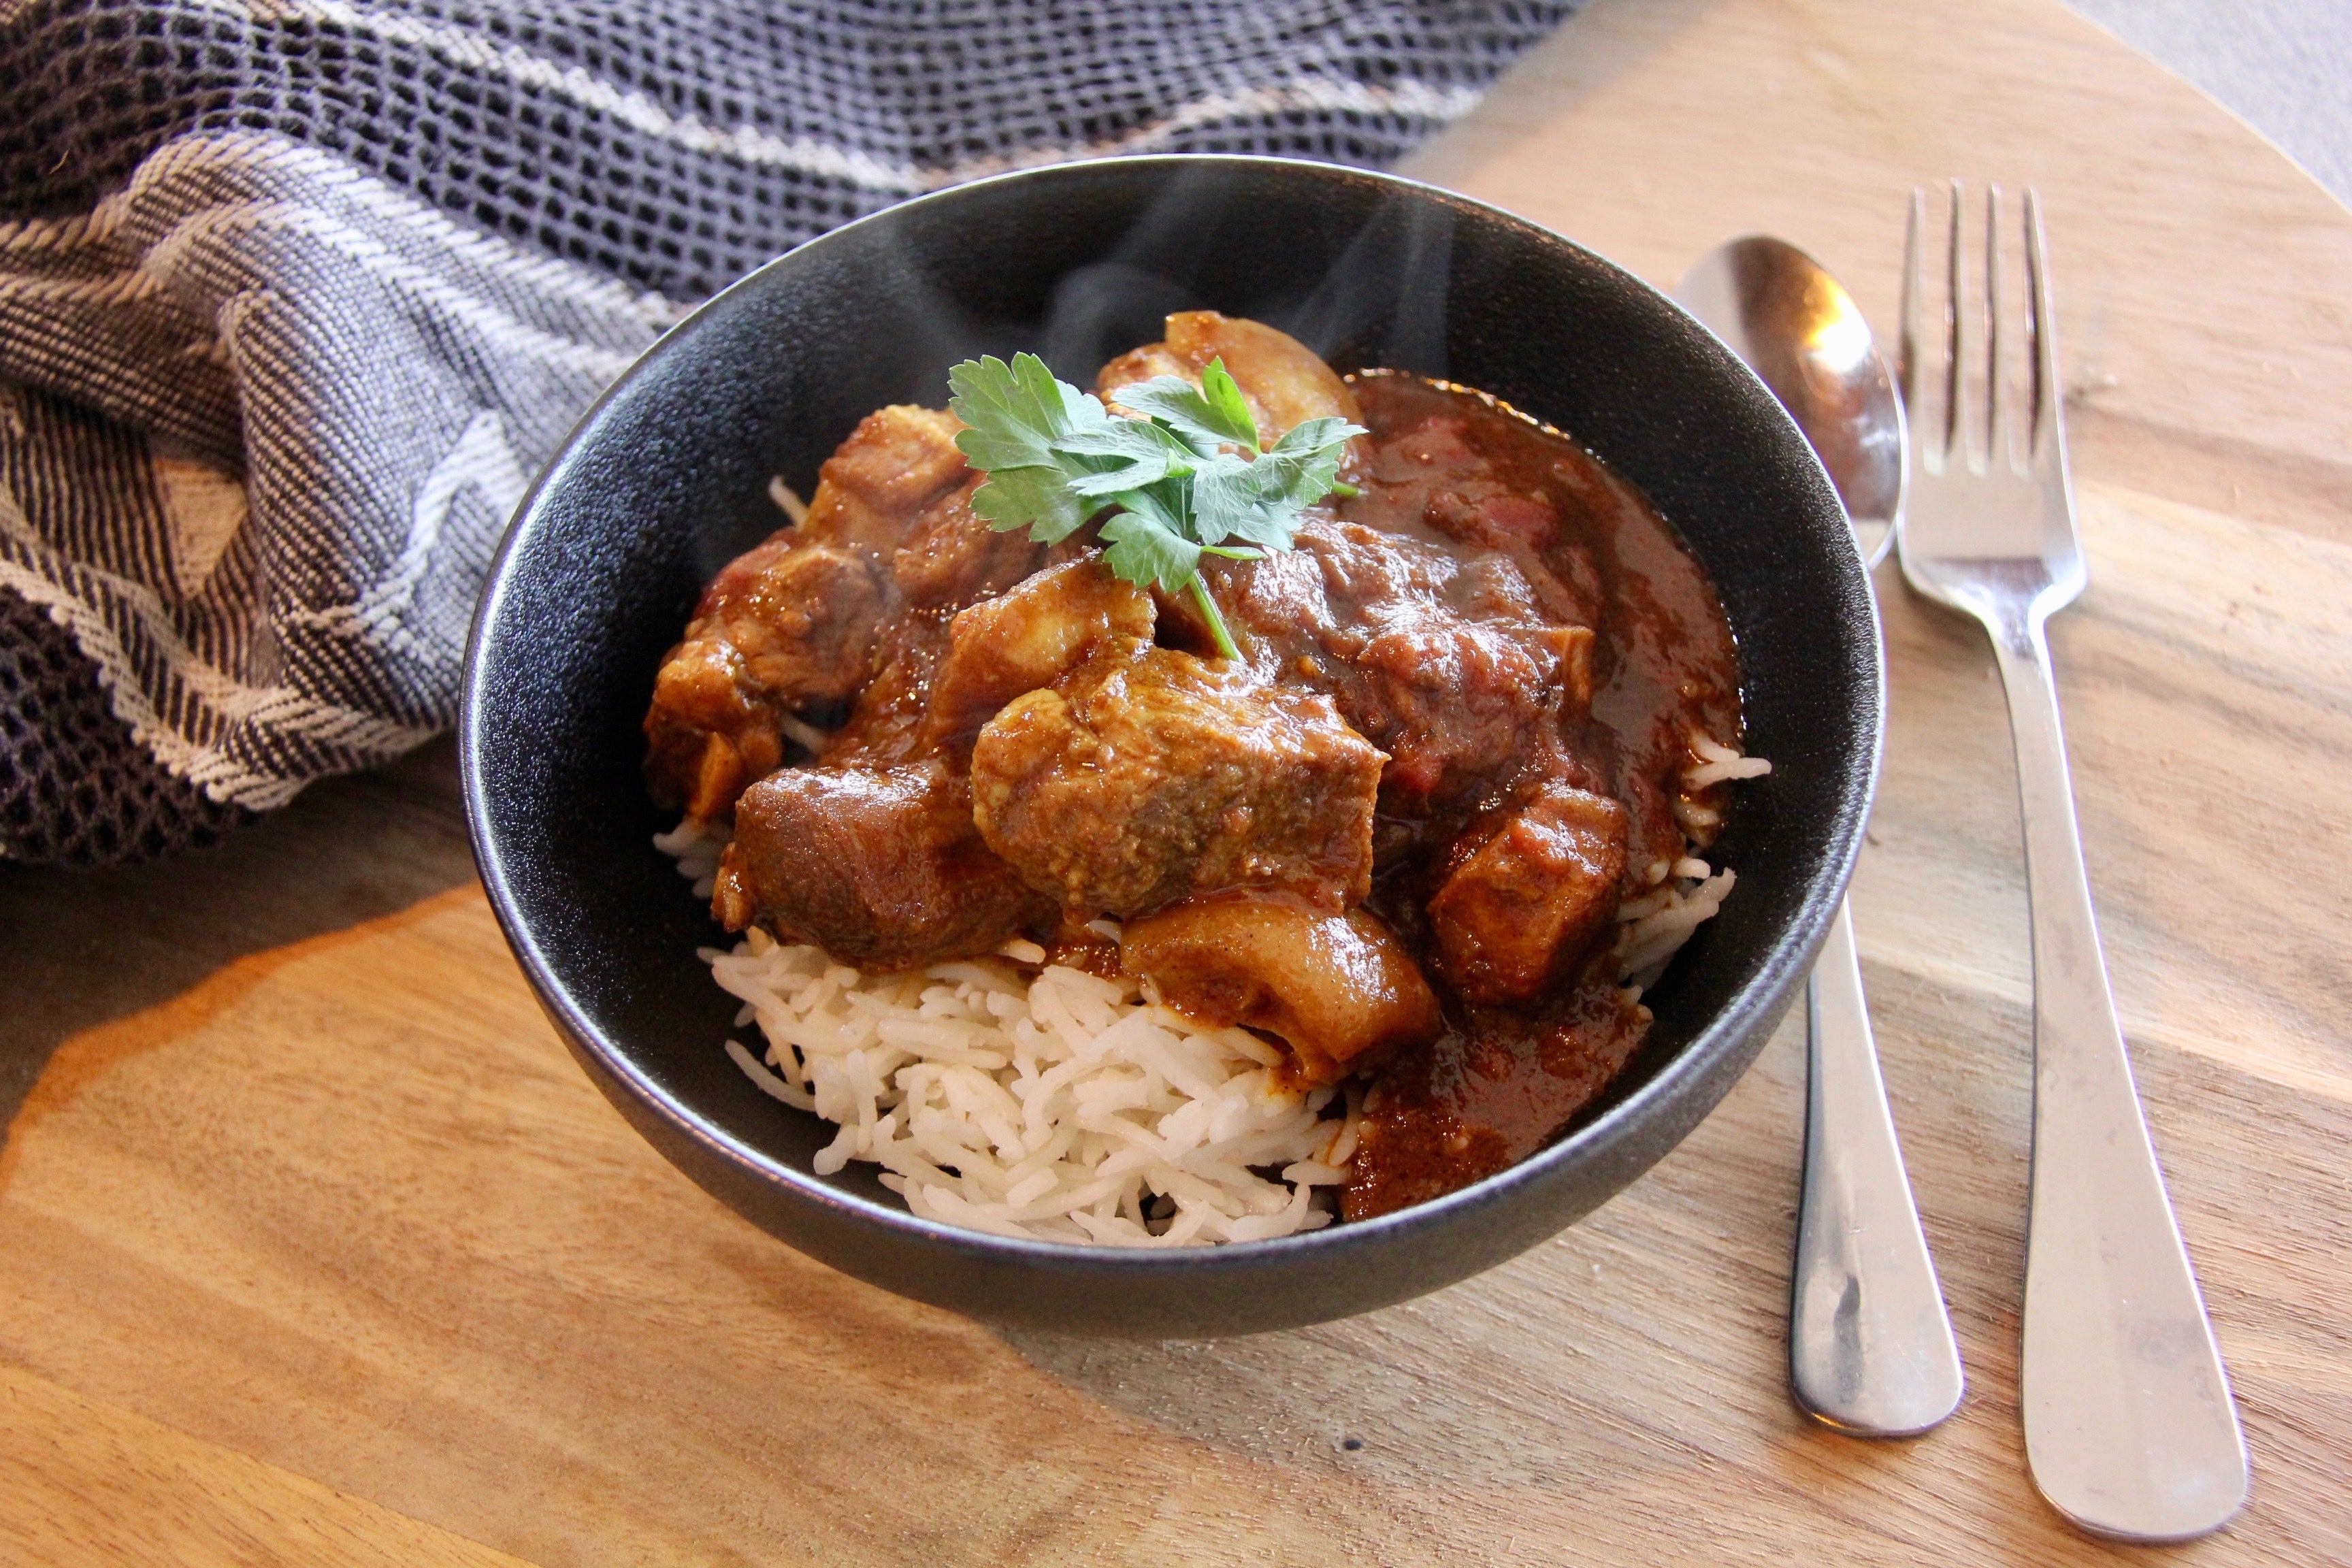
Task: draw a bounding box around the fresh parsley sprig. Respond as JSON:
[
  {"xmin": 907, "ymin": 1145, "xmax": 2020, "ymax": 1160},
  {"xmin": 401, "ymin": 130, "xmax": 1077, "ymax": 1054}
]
[{"xmin": 946, "ymin": 352, "xmax": 1365, "ymax": 659}]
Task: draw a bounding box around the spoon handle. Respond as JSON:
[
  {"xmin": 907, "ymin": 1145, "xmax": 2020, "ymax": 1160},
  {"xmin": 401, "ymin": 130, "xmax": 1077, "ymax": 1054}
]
[{"xmin": 1790, "ymin": 896, "xmax": 1964, "ymax": 1436}]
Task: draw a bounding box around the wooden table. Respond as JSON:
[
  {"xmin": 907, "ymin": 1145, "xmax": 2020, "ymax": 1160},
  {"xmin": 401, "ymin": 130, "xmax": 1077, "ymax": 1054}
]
[{"xmin": 5, "ymin": 0, "xmax": 2347, "ymax": 1561}]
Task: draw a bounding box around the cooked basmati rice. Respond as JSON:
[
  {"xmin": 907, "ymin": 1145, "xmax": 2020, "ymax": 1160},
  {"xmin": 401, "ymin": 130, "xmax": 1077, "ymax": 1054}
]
[
  {"xmin": 1686, "ymin": 732, "xmax": 1774, "ymax": 788},
  {"xmin": 1615, "ymin": 731, "xmax": 1771, "ymax": 987},
  {"xmin": 659, "ymin": 727, "xmax": 1766, "ymax": 1245},
  {"xmin": 653, "ymin": 819, "xmax": 726, "ymax": 899},
  {"xmin": 702, "ymin": 919, "xmax": 1356, "ymax": 1245}
]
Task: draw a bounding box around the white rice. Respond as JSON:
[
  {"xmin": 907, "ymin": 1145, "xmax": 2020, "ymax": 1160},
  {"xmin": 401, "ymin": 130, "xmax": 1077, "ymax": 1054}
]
[
  {"xmin": 1616, "ymin": 731, "xmax": 1771, "ymax": 988},
  {"xmin": 699, "ymin": 919, "xmax": 1356, "ymax": 1245},
  {"xmin": 652, "ymin": 818, "xmax": 726, "ymax": 900},
  {"xmin": 1684, "ymin": 731, "xmax": 1774, "ymax": 788},
  {"xmin": 766, "ymin": 475, "xmax": 810, "ymax": 525},
  {"xmin": 1615, "ymin": 863, "xmax": 1739, "ymax": 985},
  {"xmin": 658, "ymin": 726, "xmax": 1764, "ymax": 1246}
]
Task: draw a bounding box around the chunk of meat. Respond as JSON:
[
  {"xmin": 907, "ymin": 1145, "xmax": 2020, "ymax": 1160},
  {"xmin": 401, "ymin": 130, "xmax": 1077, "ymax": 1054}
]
[
  {"xmin": 812, "ymin": 613, "xmax": 951, "ymax": 769},
  {"xmin": 644, "ymin": 404, "xmax": 970, "ymax": 816},
  {"xmin": 971, "ymin": 642, "xmax": 1386, "ymax": 917},
  {"xmin": 706, "ymin": 532, "xmax": 1106, "ymax": 970},
  {"xmin": 644, "ymin": 540, "xmax": 886, "ymax": 817},
  {"xmin": 713, "ymin": 757, "xmax": 1055, "ymax": 971},
  {"xmin": 1164, "ymin": 517, "xmax": 1595, "ymax": 811},
  {"xmin": 1426, "ymin": 783, "xmax": 1630, "ymax": 1003},
  {"xmin": 1097, "ymin": 311, "xmax": 1362, "ymax": 446},
  {"xmin": 798, "ymin": 404, "xmax": 973, "ymax": 555},
  {"xmin": 708, "ymin": 548, "xmax": 1136, "ymax": 970},
  {"xmin": 1120, "ymin": 896, "xmax": 1443, "ymax": 1086},
  {"xmin": 813, "ymin": 551, "xmax": 1146, "ymax": 773},
  {"xmin": 920, "ymin": 555, "xmax": 1154, "ymax": 753},
  {"xmin": 891, "ymin": 474, "xmax": 1047, "ymax": 612}
]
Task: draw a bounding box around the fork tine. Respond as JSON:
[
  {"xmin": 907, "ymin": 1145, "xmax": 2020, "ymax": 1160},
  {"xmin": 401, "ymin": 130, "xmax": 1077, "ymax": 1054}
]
[
  {"xmin": 1899, "ymin": 187, "xmax": 1936, "ymax": 468},
  {"xmin": 1985, "ymin": 184, "xmax": 2013, "ymax": 471},
  {"xmin": 2025, "ymin": 187, "xmax": 2066, "ymax": 471},
  {"xmin": 1944, "ymin": 180, "xmax": 1973, "ymax": 470}
]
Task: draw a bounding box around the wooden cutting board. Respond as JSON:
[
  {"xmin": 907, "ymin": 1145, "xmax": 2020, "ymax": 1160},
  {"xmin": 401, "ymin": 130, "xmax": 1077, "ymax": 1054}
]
[{"xmin": 3, "ymin": 0, "xmax": 2346, "ymax": 1561}]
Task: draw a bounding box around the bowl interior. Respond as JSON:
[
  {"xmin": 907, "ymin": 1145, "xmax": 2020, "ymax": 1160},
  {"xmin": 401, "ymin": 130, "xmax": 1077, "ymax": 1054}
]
[{"xmin": 464, "ymin": 157, "xmax": 1876, "ymax": 1267}]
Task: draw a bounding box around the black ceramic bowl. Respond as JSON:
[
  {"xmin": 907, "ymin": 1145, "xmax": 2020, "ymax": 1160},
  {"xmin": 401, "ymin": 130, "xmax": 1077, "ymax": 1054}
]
[{"xmin": 461, "ymin": 155, "xmax": 1879, "ymax": 1339}]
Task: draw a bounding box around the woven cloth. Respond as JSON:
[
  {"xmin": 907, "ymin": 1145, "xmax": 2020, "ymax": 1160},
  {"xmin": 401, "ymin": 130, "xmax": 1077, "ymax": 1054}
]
[{"xmin": 0, "ymin": 0, "xmax": 1575, "ymax": 865}]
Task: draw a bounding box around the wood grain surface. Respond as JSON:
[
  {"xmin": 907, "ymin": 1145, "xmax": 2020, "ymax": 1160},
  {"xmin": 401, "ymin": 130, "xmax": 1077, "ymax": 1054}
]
[{"xmin": 3, "ymin": 0, "xmax": 2347, "ymax": 1562}]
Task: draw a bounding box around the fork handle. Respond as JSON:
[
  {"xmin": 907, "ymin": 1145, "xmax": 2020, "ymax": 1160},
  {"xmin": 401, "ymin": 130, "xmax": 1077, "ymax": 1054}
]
[{"xmin": 1987, "ymin": 610, "xmax": 2248, "ymax": 1541}]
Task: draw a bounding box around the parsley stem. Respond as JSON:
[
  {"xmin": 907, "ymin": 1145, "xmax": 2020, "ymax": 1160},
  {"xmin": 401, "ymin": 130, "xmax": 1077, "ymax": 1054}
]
[
  {"xmin": 1328, "ymin": 480, "xmax": 1360, "ymax": 498},
  {"xmin": 1198, "ymin": 544, "xmax": 1266, "ymax": 561},
  {"xmin": 1188, "ymin": 576, "xmax": 1243, "ymax": 662}
]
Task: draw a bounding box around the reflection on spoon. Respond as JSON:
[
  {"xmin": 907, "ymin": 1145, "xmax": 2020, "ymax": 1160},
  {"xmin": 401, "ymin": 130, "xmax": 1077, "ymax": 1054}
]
[{"xmin": 1676, "ymin": 236, "xmax": 1904, "ymax": 567}]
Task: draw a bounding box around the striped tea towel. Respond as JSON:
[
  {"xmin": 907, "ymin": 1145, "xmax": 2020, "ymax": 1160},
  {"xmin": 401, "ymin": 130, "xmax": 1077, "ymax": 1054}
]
[{"xmin": 0, "ymin": 0, "xmax": 1574, "ymax": 864}]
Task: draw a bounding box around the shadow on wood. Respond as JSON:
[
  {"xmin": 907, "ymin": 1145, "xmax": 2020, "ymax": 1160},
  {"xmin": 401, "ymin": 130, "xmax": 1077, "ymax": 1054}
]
[{"xmin": 0, "ymin": 738, "xmax": 476, "ymax": 1147}]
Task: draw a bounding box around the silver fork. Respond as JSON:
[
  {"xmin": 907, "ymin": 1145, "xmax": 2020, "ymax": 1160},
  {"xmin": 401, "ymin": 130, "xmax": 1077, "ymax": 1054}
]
[{"xmin": 1898, "ymin": 184, "xmax": 2247, "ymax": 1541}]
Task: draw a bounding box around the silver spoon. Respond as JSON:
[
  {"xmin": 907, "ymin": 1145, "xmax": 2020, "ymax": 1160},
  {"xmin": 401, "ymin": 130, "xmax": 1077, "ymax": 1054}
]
[
  {"xmin": 1677, "ymin": 236, "xmax": 1963, "ymax": 1437},
  {"xmin": 1678, "ymin": 239, "xmax": 1902, "ymax": 567}
]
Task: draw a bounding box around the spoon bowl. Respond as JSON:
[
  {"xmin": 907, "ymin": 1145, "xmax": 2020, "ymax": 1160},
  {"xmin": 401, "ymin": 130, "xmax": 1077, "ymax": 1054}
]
[{"xmin": 1676, "ymin": 236, "xmax": 1904, "ymax": 566}]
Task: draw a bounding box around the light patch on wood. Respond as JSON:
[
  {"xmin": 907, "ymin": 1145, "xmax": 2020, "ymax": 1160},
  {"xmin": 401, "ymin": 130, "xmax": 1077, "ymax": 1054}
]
[{"xmin": 0, "ymin": 1364, "xmax": 530, "ymax": 1567}]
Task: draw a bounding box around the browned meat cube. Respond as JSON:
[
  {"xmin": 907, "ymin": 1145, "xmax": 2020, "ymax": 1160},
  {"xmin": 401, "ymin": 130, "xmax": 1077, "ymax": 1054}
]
[
  {"xmin": 797, "ymin": 404, "xmax": 972, "ymax": 555},
  {"xmin": 889, "ymin": 474, "xmax": 1047, "ymax": 612},
  {"xmin": 1120, "ymin": 896, "xmax": 1443, "ymax": 1085},
  {"xmin": 644, "ymin": 540, "xmax": 887, "ymax": 817},
  {"xmin": 643, "ymin": 404, "xmax": 970, "ymax": 817},
  {"xmin": 969, "ymin": 642, "xmax": 1385, "ymax": 917},
  {"xmin": 1426, "ymin": 782, "xmax": 1630, "ymax": 1003},
  {"xmin": 713, "ymin": 757, "xmax": 1055, "ymax": 971},
  {"xmin": 1096, "ymin": 311, "xmax": 1362, "ymax": 447},
  {"xmin": 811, "ymin": 615, "xmax": 950, "ymax": 770},
  {"xmin": 919, "ymin": 555, "xmax": 1154, "ymax": 753}
]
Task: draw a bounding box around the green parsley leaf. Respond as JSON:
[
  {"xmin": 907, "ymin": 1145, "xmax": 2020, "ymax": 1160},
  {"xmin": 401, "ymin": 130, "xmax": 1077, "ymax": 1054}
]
[
  {"xmin": 1106, "ymin": 359, "xmax": 1260, "ymax": 455},
  {"xmin": 947, "ymin": 353, "xmax": 1105, "ymax": 472},
  {"xmin": 1188, "ymin": 413, "xmax": 1368, "ymax": 551},
  {"xmin": 1176, "ymin": 451, "xmax": 1251, "ymax": 550},
  {"xmin": 1199, "ymin": 361, "xmax": 1259, "ymax": 447},
  {"xmin": 1052, "ymin": 416, "xmax": 1196, "ymax": 497},
  {"xmin": 1253, "ymin": 416, "xmax": 1366, "ymax": 507},
  {"xmin": 1098, "ymin": 494, "xmax": 1201, "ymax": 591},
  {"xmin": 945, "ymin": 349, "xmax": 1363, "ymax": 661},
  {"xmin": 967, "ymin": 464, "xmax": 1092, "ymax": 544},
  {"xmin": 1186, "ymin": 453, "xmax": 1275, "ymax": 549}
]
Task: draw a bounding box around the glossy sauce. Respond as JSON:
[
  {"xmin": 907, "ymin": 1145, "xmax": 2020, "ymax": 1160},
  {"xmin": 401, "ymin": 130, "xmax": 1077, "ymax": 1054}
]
[{"xmin": 1335, "ymin": 374, "xmax": 1742, "ymax": 1219}]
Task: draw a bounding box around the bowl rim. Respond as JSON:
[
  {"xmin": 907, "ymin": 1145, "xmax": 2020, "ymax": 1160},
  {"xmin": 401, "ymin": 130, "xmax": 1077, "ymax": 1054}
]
[{"xmin": 461, "ymin": 150, "xmax": 1882, "ymax": 1275}]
